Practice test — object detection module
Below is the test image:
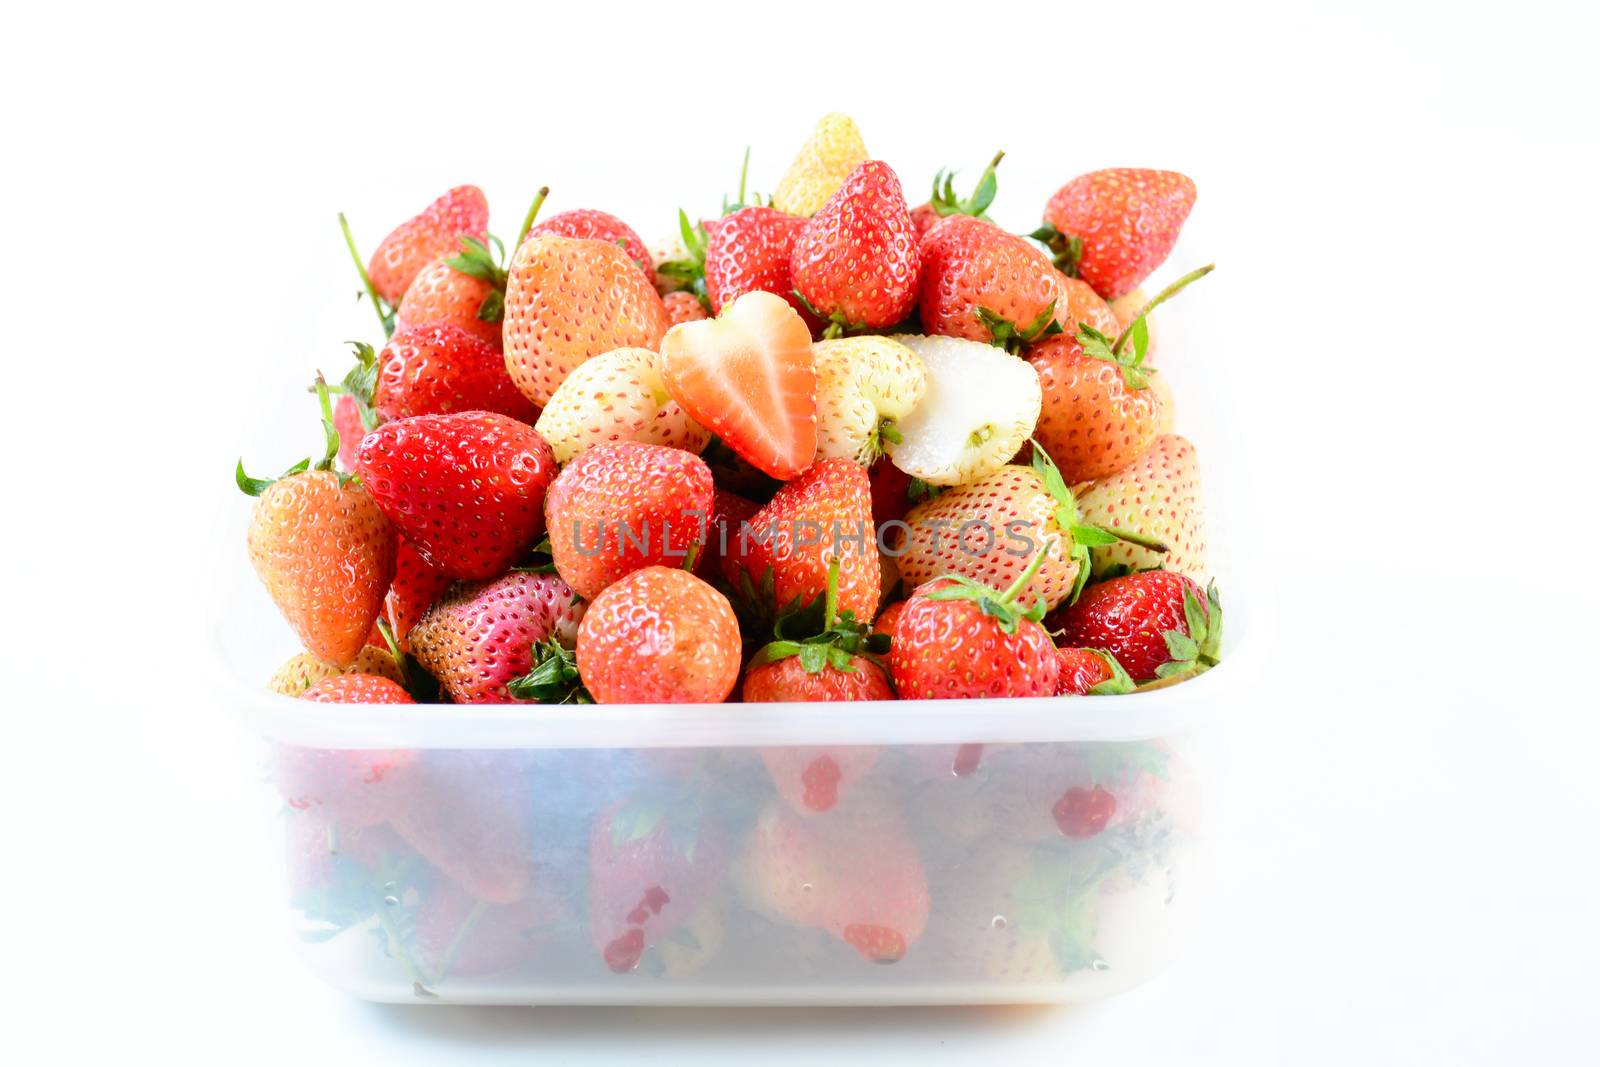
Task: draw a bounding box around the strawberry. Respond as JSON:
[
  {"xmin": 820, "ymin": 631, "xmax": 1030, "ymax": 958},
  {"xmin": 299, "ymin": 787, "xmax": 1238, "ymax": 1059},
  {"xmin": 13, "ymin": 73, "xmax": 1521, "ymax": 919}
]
[
  {"xmin": 392, "ymin": 254, "xmax": 504, "ymax": 349},
  {"xmin": 272, "ymin": 740, "xmax": 418, "ymax": 828},
  {"xmin": 502, "ymin": 234, "xmax": 671, "ymax": 407},
  {"xmin": 544, "ymin": 441, "xmax": 715, "ymax": 600},
  {"xmin": 370, "ymin": 323, "xmax": 539, "ymax": 424},
  {"xmin": 1052, "ymin": 785, "xmax": 1116, "ymax": 838},
  {"xmin": 812, "ymin": 335, "xmax": 927, "ymax": 465},
  {"xmin": 660, "ymin": 290, "xmax": 817, "ymax": 480},
  {"xmin": 526, "ymin": 207, "xmax": 656, "ymax": 289},
  {"xmin": 898, "ymin": 447, "xmax": 1121, "ymax": 611},
  {"xmin": 1035, "ymin": 168, "xmax": 1197, "ymax": 300},
  {"xmin": 1048, "ymin": 572, "xmax": 1223, "ymax": 682},
  {"xmin": 723, "ymin": 458, "xmax": 879, "ymax": 625},
  {"xmin": 589, "ymin": 791, "xmax": 730, "ymax": 974},
  {"xmin": 415, "ymin": 877, "xmax": 566, "ymax": 980},
  {"xmin": 702, "ymin": 206, "xmax": 812, "ymax": 317},
  {"xmin": 240, "ymin": 390, "xmax": 395, "ymax": 668},
  {"xmin": 1075, "ymin": 433, "xmax": 1208, "ymax": 583},
  {"xmin": 534, "ymin": 346, "xmax": 708, "ymax": 463},
  {"xmin": 918, "ymin": 215, "xmax": 1080, "ymax": 350},
  {"xmin": 772, "ymin": 112, "xmax": 869, "ymax": 217},
  {"xmin": 872, "ymin": 599, "xmax": 905, "ymax": 637},
  {"xmin": 1056, "ymin": 274, "xmax": 1123, "ymax": 338},
  {"xmin": 791, "ymin": 160, "xmax": 920, "ymax": 334},
  {"xmin": 734, "ymin": 795, "xmax": 929, "ymax": 962},
  {"xmin": 365, "ymin": 185, "xmax": 489, "ymax": 305},
  {"xmin": 1029, "ymin": 267, "xmax": 1210, "ymax": 482},
  {"xmin": 332, "ymin": 394, "xmax": 367, "ymax": 471},
  {"xmin": 662, "ymin": 290, "xmax": 708, "ymax": 325},
  {"xmin": 745, "ymin": 562, "xmax": 892, "ymax": 811},
  {"xmin": 576, "ymin": 566, "xmax": 742, "ymax": 704},
  {"xmin": 410, "ymin": 572, "xmax": 587, "ymax": 704},
  {"xmin": 268, "ymin": 645, "xmax": 404, "ymax": 696},
  {"xmin": 388, "ymin": 752, "xmax": 535, "ymax": 903},
  {"xmin": 909, "ymin": 150, "xmax": 1004, "ymax": 240},
  {"xmin": 888, "ymin": 549, "xmax": 1061, "ymax": 700},
  {"xmin": 1054, "ymin": 648, "xmax": 1135, "ymax": 696},
  {"xmin": 693, "ymin": 488, "xmax": 760, "ymax": 584},
  {"xmin": 299, "ymin": 673, "xmax": 414, "ymax": 704},
  {"xmin": 368, "ymin": 538, "xmax": 453, "ymax": 654},
  {"xmin": 881, "ymin": 334, "xmax": 1041, "ymax": 486},
  {"xmin": 356, "ymin": 411, "xmax": 557, "ymax": 581}
]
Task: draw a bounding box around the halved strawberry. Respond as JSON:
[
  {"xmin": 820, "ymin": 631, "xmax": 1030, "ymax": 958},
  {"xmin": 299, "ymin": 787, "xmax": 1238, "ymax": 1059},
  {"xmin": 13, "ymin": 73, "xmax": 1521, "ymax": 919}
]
[{"xmin": 660, "ymin": 291, "xmax": 818, "ymax": 480}]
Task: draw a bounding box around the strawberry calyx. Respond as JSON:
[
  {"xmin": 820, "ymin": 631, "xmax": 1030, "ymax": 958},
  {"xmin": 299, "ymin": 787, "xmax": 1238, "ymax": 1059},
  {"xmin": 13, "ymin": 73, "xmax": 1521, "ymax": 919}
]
[
  {"xmin": 338, "ymin": 211, "xmax": 396, "ymax": 338},
  {"xmin": 1086, "ymin": 650, "xmax": 1137, "ymax": 695},
  {"xmin": 506, "ymin": 636, "xmax": 591, "ymax": 704},
  {"xmin": 928, "ymin": 149, "xmax": 1005, "ymax": 221},
  {"xmin": 319, "ymin": 340, "xmax": 382, "ymax": 432},
  {"xmin": 975, "ymin": 299, "xmax": 1064, "ymax": 353},
  {"xmin": 656, "ymin": 208, "xmax": 709, "ymax": 306},
  {"xmin": 925, "ymin": 538, "xmax": 1055, "ymax": 635},
  {"xmin": 1028, "ymin": 441, "xmax": 1168, "ymax": 603},
  {"xmin": 748, "ymin": 560, "xmax": 889, "ymax": 675},
  {"xmin": 513, "ymin": 185, "xmax": 550, "ymax": 246},
  {"xmin": 235, "ymin": 375, "xmax": 348, "ymax": 496},
  {"xmin": 790, "ymin": 288, "xmax": 871, "ymax": 340},
  {"xmin": 1026, "ymin": 221, "xmax": 1084, "ymax": 277},
  {"xmin": 720, "ymin": 147, "xmax": 771, "ymax": 214},
  {"xmin": 1077, "ymin": 322, "xmax": 1152, "ymax": 390},
  {"xmin": 444, "ymin": 234, "xmax": 510, "ymax": 323},
  {"xmin": 1109, "ymin": 263, "xmax": 1214, "ymax": 356},
  {"xmin": 1154, "ymin": 581, "xmax": 1223, "ymax": 681}
]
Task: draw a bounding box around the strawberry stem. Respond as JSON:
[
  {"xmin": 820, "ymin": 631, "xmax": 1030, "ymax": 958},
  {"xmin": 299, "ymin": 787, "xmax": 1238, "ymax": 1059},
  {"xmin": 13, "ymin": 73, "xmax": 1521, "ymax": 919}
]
[
  {"xmin": 313, "ymin": 374, "xmax": 340, "ymax": 472},
  {"xmin": 998, "ymin": 537, "xmax": 1056, "ymax": 608},
  {"xmin": 1111, "ymin": 264, "xmax": 1214, "ymax": 356},
  {"xmin": 515, "ymin": 186, "xmax": 551, "ymax": 246},
  {"xmin": 338, "ymin": 212, "xmax": 393, "ymax": 338},
  {"xmin": 822, "ymin": 557, "xmax": 840, "ymax": 630}
]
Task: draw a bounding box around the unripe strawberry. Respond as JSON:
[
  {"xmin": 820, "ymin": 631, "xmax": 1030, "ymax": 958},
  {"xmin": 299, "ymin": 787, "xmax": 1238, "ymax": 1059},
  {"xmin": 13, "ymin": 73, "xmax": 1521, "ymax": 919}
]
[
  {"xmin": 812, "ymin": 335, "xmax": 926, "ymax": 466},
  {"xmin": 535, "ymin": 346, "xmax": 709, "ymax": 463},
  {"xmin": 772, "ymin": 112, "xmax": 869, "ymax": 217}
]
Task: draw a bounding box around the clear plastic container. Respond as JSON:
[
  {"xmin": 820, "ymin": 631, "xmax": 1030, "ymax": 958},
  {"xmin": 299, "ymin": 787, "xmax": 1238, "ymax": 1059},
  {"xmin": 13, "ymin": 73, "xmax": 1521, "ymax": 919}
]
[{"xmin": 211, "ymin": 541, "xmax": 1260, "ymax": 1005}]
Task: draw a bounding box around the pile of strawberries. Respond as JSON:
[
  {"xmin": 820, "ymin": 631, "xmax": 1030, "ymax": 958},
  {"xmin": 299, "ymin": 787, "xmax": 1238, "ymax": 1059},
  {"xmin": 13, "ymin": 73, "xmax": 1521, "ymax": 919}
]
[{"xmin": 241, "ymin": 113, "xmax": 1221, "ymax": 714}]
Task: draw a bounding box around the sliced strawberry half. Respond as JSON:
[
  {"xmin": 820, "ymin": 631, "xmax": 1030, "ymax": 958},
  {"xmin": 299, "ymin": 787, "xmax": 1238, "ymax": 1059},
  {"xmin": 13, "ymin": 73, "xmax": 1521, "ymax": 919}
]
[{"xmin": 660, "ymin": 290, "xmax": 817, "ymax": 480}]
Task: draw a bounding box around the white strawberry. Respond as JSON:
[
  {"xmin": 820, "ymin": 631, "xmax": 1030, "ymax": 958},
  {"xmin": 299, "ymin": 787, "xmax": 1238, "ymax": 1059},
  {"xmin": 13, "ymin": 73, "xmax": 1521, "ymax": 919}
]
[
  {"xmin": 881, "ymin": 335, "xmax": 1041, "ymax": 486},
  {"xmin": 534, "ymin": 346, "xmax": 709, "ymax": 463},
  {"xmin": 812, "ymin": 336, "xmax": 927, "ymax": 465},
  {"xmin": 1076, "ymin": 433, "xmax": 1208, "ymax": 581}
]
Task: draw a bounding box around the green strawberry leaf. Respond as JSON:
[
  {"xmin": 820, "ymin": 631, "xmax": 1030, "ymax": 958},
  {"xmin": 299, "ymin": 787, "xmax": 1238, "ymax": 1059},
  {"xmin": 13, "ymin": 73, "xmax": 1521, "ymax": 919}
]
[
  {"xmin": 235, "ymin": 459, "xmax": 276, "ymax": 497},
  {"xmin": 1086, "ymin": 650, "xmax": 1137, "ymax": 695},
  {"xmin": 1026, "ymin": 222, "xmax": 1083, "ymax": 276},
  {"xmin": 476, "ymin": 289, "xmax": 504, "ymax": 323},
  {"xmin": 1163, "ymin": 630, "xmax": 1199, "ymax": 662},
  {"xmin": 506, "ymin": 637, "xmax": 590, "ymax": 703}
]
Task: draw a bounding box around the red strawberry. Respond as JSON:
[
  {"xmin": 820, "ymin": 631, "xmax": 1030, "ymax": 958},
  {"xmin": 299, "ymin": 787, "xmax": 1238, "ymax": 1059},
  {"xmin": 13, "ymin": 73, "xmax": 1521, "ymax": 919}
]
[
  {"xmin": 723, "ymin": 457, "xmax": 879, "ymax": 624},
  {"xmin": 526, "ymin": 208, "xmax": 656, "ymax": 289},
  {"xmin": 544, "ymin": 441, "xmax": 715, "ymax": 600},
  {"xmin": 393, "ymin": 255, "xmax": 503, "ymax": 349},
  {"xmin": 1037, "ymin": 168, "xmax": 1197, "ymax": 300},
  {"xmin": 703, "ymin": 205, "xmax": 811, "ymax": 317},
  {"xmin": 589, "ymin": 793, "xmax": 730, "ymax": 973},
  {"xmin": 1048, "ymin": 572, "xmax": 1222, "ymax": 682},
  {"xmin": 918, "ymin": 214, "xmax": 1111, "ymax": 351},
  {"xmin": 1030, "ymin": 266, "xmax": 1210, "ymax": 483},
  {"xmin": 660, "ymin": 290, "xmax": 818, "ymax": 480},
  {"xmin": 1052, "ymin": 785, "xmax": 1116, "ymax": 838},
  {"xmin": 888, "ymin": 550, "xmax": 1060, "ymax": 700},
  {"xmin": 502, "ymin": 234, "xmax": 671, "ymax": 407},
  {"xmin": 242, "ymin": 461, "xmax": 395, "ymax": 669},
  {"xmin": 369, "ymin": 538, "xmax": 454, "ymax": 653},
  {"xmin": 372, "ymin": 322, "xmax": 539, "ymax": 424},
  {"xmin": 356, "ymin": 412, "xmax": 557, "ymax": 580},
  {"xmin": 410, "ymin": 572, "xmax": 586, "ymax": 704},
  {"xmin": 735, "ymin": 796, "xmax": 929, "ymax": 962},
  {"xmin": 299, "ymin": 673, "xmax": 414, "ymax": 704},
  {"xmin": 662, "ymin": 290, "xmax": 709, "ymax": 325},
  {"xmin": 694, "ymin": 489, "xmax": 760, "ymax": 584},
  {"xmin": 872, "ymin": 599, "xmax": 905, "ymax": 637},
  {"xmin": 908, "ymin": 150, "xmax": 1005, "ymax": 239},
  {"xmin": 367, "ymin": 185, "xmax": 489, "ymax": 305},
  {"xmin": 868, "ymin": 456, "xmax": 914, "ymax": 527},
  {"xmin": 791, "ymin": 160, "xmax": 920, "ymax": 334},
  {"xmin": 332, "ymin": 394, "xmax": 367, "ymax": 471},
  {"xmin": 272, "ymin": 740, "xmax": 418, "ymax": 828},
  {"xmin": 577, "ymin": 566, "xmax": 742, "ymax": 704},
  {"xmin": 1054, "ymin": 647, "xmax": 1134, "ymax": 696}
]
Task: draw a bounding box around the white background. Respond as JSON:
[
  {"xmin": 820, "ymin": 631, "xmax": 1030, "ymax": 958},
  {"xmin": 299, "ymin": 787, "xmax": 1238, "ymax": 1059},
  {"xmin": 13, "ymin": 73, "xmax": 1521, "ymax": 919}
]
[{"xmin": 4, "ymin": 1, "xmax": 1598, "ymax": 1063}]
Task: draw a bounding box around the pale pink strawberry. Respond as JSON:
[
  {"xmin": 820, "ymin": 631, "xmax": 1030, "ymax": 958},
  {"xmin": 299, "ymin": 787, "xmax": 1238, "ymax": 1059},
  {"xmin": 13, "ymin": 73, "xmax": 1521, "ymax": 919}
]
[
  {"xmin": 1075, "ymin": 433, "xmax": 1207, "ymax": 582},
  {"xmin": 735, "ymin": 795, "xmax": 929, "ymax": 963},
  {"xmin": 758, "ymin": 748, "xmax": 882, "ymax": 815},
  {"xmin": 271, "ymin": 742, "xmax": 418, "ymax": 829},
  {"xmin": 388, "ymin": 753, "xmax": 535, "ymax": 904},
  {"xmin": 415, "ymin": 877, "xmax": 568, "ymax": 979},
  {"xmin": 534, "ymin": 346, "xmax": 708, "ymax": 463}
]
